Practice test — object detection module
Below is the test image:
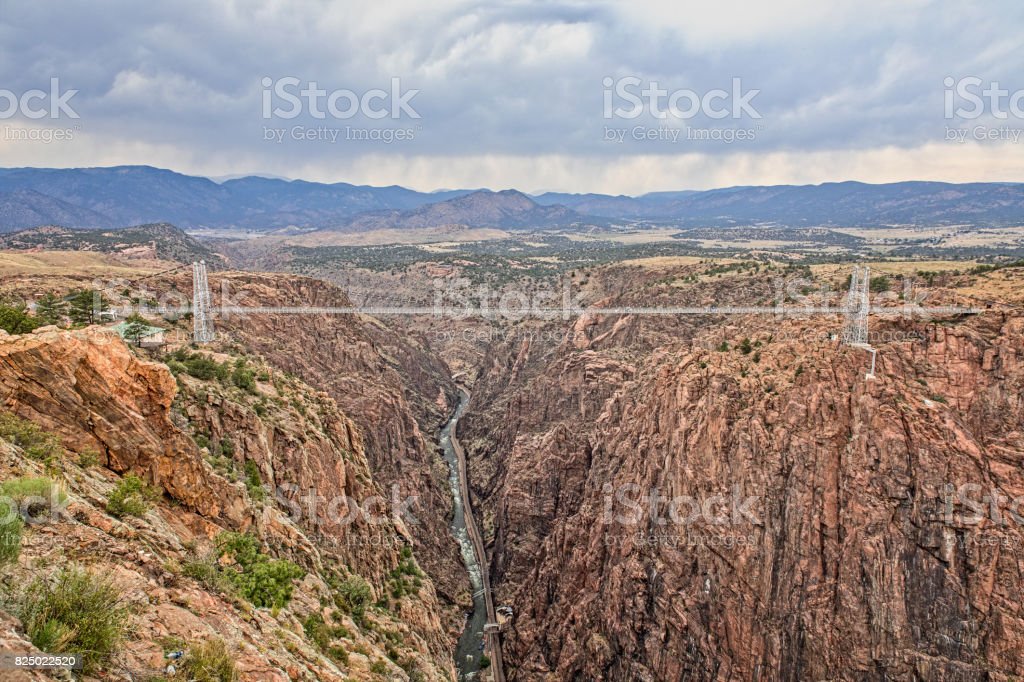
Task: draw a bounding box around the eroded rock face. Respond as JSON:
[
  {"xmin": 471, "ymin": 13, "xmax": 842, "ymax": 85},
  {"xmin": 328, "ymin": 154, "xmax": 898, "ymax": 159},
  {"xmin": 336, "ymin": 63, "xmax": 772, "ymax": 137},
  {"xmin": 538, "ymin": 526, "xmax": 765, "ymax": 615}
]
[
  {"xmin": 462, "ymin": 270, "xmax": 1024, "ymax": 680},
  {"xmin": 199, "ymin": 272, "xmax": 469, "ymax": 612},
  {"xmin": 0, "ymin": 327, "xmax": 248, "ymax": 524},
  {"xmin": 0, "ymin": 325, "xmax": 457, "ymax": 680}
]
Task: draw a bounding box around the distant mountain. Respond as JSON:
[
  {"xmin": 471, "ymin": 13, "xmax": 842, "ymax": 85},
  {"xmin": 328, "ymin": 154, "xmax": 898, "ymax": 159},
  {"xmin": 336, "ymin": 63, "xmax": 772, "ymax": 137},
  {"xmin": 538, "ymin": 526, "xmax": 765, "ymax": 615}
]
[
  {"xmin": 0, "ymin": 166, "xmax": 474, "ymax": 232},
  {"xmin": 0, "ymin": 166, "xmax": 1022, "ymax": 232},
  {"xmin": 339, "ymin": 189, "xmax": 584, "ymax": 231},
  {"xmin": 0, "ymin": 189, "xmax": 111, "ymax": 231},
  {"xmin": 0, "ymin": 223, "xmax": 223, "ymax": 266},
  {"xmin": 532, "ymin": 190, "xmax": 699, "ymax": 218},
  {"xmin": 588, "ymin": 181, "xmax": 1024, "ymax": 226}
]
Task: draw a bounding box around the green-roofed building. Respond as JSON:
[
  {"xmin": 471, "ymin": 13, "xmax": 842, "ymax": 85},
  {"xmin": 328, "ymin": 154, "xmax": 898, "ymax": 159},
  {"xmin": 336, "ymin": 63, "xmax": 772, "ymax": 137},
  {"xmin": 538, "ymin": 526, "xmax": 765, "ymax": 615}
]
[{"xmin": 110, "ymin": 321, "xmax": 167, "ymax": 347}]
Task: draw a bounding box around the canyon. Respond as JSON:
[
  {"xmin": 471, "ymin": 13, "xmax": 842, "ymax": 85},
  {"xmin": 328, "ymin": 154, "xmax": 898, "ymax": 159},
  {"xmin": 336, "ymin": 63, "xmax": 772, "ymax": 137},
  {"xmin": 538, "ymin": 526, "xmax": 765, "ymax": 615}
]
[{"xmin": 0, "ymin": 255, "xmax": 1022, "ymax": 681}]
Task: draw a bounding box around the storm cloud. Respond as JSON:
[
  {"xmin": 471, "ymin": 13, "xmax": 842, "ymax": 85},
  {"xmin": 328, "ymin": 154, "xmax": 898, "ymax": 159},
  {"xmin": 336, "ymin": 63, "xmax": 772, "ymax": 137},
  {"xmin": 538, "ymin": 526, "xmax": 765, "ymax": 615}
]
[{"xmin": 0, "ymin": 0, "xmax": 1022, "ymax": 193}]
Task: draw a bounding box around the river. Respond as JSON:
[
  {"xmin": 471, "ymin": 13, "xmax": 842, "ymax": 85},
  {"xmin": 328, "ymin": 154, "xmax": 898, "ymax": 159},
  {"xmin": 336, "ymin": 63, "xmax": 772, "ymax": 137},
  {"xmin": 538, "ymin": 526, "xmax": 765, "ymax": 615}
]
[{"xmin": 440, "ymin": 388, "xmax": 487, "ymax": 678}]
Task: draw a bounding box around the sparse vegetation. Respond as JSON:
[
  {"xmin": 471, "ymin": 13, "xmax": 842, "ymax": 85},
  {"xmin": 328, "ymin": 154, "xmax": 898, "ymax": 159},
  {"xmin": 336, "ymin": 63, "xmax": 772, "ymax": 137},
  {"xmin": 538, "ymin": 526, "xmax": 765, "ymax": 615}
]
[
  {"xmin": 106, "ymin": 474, "xmax": 160, "ymax": 518},
  {"xmin": 182, "ymin": 555, "xmax": 237, "ymax": 597},
  {"xmin": 244, "ymin": 460, "xmax": 265, "ymax": 501},
  {"xmin": 302, "ymin": 612, "xmax": 350, "ymax": 664},
  {"xmin": 78, "ymin": 448, "xmax": 101, "ymax": 468},
  {"xmin": 869, "ymin": 275, "xmax": 891, "ymax": 293},
  {"xmin": 332, "ymin": 574, "xmax": 373, "ymax": 626},
  {"xmin": 15, "ymin": 567, "xmax": 129, "ymax": 675},
  {"xmin": 174, "ymin": 637, "xmax": 238, "ymax": 682},
  {"xmin": 215, "ymin": 532, "xmax": 305, "ymax": 609},
  {"xmin": 0, "ymin": 412, "xmax": 63, "ymax": 465},
  {"xmin": 0, "ymin": 496, "xmax": 22, "ymax": 564}
]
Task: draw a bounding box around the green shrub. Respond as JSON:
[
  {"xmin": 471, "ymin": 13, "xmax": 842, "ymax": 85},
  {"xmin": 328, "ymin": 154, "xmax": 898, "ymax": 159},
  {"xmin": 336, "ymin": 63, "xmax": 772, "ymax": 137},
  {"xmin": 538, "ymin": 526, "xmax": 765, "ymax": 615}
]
[
  {"xmin": 0, "ymin": 412, "xmax": 63, "ymax": 464},
  {"xmin": 243, "ymin": 460, "xmax": 265, "ymax": 502},
  {"xmin": 78, "ymin": 449, "xmax": 101, "ymax": 468},
  {"xmin": 333, "ymin": 575, "xmax": 373, "ymax": 623},
  {"xmin": 0, "ymin": 497, "xmax": 22, "ymax": 564},
  {"xmin": 166, "ymin": 359, "xmax": 188, "ymax": 376},
  {"xmin": 301, "ymin": 612, "xmax": 350, "ymax": 663},
  {"xmin": 16, "ymin": 567, "xmax": 129, "ymax": 675},
  {"xmin": 480, "ymin": 654, "xmax": 491, "ymax": 669},
  {"xmin": 303, "ymin": 612, "xmax": 331, "ymax": 651},
  {"xmin": 0, "ymin": 303, "xmax": 42, "ymax": 335},
  {"xmin": 739, "ymin": 338, "xmax": 753, "ymax": 354},
  {"xmin": 231, "ymin": 367, "xmax": 257, "ymax": 394},
  {"xmin": 177, "ymin": 637, "xmax": 238, "ymax": 682},
  {"xmin": 179, "ymin": 354, "xmax": 228, "ymax": 381},
  {"xmin": 216, "ymin": 532, "xmax": 304, "ymax": 609},
  {"xmin": 181, "ymin": 557, "xmax": 237, "ymax": 597},
  {"xmin": 0, "ymin": 477, "xmax": 65, "ymax": 520},
  {"xmin": 106, "ymin": 474, "xmax": 159, "ymax": 518}
]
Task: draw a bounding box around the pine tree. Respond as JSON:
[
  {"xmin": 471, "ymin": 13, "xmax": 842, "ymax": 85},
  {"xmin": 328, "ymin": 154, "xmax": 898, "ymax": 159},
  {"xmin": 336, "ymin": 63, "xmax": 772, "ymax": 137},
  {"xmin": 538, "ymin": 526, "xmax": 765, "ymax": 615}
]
[
  {"xmin": 34, "ymin": 292, "xmax": 66, "ymax": 325},
  {"xmin": 67, "ymin": 289, "xmax": 107, "ymax": 325}
]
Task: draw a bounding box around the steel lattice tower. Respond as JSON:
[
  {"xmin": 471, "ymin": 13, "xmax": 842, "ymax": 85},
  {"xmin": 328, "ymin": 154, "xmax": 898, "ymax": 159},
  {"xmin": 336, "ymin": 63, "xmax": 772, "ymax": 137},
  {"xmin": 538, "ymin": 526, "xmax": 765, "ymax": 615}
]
[
  {"xmin": 842, "ymin": 266, "xmax": 870, "ymax": 346},
  {"xmin": 842, "ymin": 265, "xmax": 877, "ymax": 378},
  {"xmin": 192, "ymin": 260, "xmax": 215, "ymax": 343}
]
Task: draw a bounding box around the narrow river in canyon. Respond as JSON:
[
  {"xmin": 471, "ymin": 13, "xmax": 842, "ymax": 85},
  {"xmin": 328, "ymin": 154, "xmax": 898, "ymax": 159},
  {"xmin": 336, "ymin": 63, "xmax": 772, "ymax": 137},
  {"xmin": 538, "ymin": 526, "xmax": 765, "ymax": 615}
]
[{"xmin": 441, "ymin": 388, "xmax": 487, "ymax": 678}]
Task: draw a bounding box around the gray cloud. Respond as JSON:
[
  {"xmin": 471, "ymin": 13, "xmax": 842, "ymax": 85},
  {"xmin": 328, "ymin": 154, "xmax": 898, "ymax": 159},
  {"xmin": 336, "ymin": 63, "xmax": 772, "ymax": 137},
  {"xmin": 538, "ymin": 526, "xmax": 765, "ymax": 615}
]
[{"xmin": 0, "ymin": 0, "xmax": 1022, "ymax": 191}]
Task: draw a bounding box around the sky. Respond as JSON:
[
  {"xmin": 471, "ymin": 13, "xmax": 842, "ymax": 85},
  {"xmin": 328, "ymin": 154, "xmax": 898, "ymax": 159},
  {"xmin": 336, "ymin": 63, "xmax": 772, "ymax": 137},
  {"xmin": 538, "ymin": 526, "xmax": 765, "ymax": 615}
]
[{"xmin": 1, "ymin": 0, "xmax": 1023, "ymax": 194}]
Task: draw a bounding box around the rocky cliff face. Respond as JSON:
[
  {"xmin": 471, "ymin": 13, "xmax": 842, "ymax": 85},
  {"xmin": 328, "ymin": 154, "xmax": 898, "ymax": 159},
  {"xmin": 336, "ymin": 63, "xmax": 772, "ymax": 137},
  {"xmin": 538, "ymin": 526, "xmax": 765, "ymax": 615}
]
[
  {"xmin": 0, "ymin": 326, "xmax": 456, "ymax": 680},
  {"xmin": 190, "ymin": 272, "xmax": 468, "ymax": 616},
  {"xmin": 0, "ymin": 327, "xmax": 248, "ymax": 524},
  {"xmin": 461, "ymin": 265, "xmax": 1024, "ymax": 680}
]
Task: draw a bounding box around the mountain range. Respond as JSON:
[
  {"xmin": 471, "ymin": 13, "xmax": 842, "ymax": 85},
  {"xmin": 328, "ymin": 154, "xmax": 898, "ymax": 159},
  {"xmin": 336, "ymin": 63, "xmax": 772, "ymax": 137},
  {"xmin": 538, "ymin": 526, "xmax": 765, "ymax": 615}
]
[{"xmin": 0, "ymin": 165, "xmax": 1023, "ymax": 233}]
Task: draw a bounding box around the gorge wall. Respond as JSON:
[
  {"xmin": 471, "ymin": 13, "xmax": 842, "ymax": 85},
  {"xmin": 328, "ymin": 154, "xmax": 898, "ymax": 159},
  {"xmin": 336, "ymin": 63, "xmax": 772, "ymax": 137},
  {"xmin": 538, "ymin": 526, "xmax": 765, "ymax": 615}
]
[{"xmin": 460, "ymin": 266, "xmax": 1024, "ymax": 680}]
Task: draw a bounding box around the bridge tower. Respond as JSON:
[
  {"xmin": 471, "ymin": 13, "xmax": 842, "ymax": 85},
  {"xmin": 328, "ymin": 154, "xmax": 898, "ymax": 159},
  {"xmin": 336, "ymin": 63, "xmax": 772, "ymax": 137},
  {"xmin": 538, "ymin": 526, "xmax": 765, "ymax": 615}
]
[
  {"xmin": 842, "ymin": 266, "xmax": 876, "ymax": 379},
  {"xmin": 192, "ymin": 260, "xmax": 215, "ymax": 343}
]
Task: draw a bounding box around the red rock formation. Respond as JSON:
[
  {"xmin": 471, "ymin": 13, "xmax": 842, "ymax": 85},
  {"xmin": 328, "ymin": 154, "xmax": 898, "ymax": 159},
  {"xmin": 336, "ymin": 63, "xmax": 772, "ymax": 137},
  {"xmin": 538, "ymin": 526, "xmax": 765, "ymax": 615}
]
[
  {"xmin": 462, "ymin": 270, "xmax": 1024, "ymax": 680},
  {"xmin": 0, "ymin": 324, "xmax": 457, "ymax": 679},
  {"xmin": 0, "ymin": 327, "xmax": 248, "ymax": 524}
]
